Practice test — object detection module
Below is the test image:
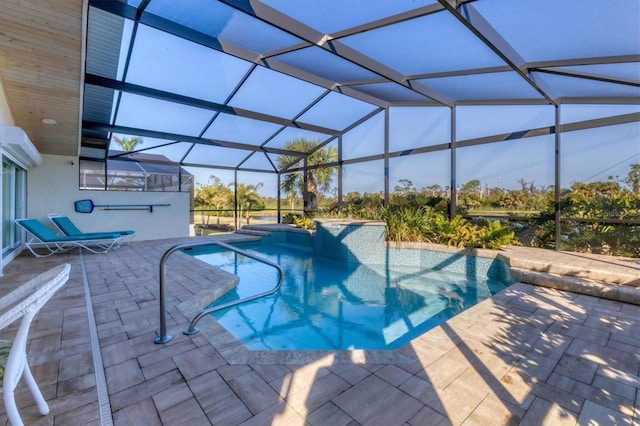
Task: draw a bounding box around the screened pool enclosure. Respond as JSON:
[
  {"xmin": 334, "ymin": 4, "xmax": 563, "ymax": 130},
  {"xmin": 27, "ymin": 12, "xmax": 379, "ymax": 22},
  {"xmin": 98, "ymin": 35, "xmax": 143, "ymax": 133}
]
[{"xmin": 81, "ymin": 0, "xmax": 640, "ymax": 254}]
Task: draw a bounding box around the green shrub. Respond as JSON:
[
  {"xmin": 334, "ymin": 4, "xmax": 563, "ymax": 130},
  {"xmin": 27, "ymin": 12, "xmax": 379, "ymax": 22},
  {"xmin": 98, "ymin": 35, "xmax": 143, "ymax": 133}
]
[
  {"xmin": 282, "ymin": 213, "xmax": 297, "ymax": 224},
  {"xmin": 477, "ymin": 220, "xmax": 518, "ymax": 249},
  {"xmin": 282, "ymin": 213, "xmax": 316, "ymax": 230},
  {"xmin": 293, "ymin": 215, "xmax": 315, "ymax": 230},
  {"xmin": 381, "ymin": 205, "xmax": 431, "ymax": 243},
  {"xmin": 382, "ymin": 206, "xmax": 518, "ymax": 249}
]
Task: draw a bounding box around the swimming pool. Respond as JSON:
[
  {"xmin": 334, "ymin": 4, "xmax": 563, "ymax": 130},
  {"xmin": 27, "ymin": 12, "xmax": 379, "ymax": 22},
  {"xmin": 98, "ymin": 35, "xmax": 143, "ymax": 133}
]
[{"xmin": 189, "ymin": 240, "xmax": 511, "ymax": 351}]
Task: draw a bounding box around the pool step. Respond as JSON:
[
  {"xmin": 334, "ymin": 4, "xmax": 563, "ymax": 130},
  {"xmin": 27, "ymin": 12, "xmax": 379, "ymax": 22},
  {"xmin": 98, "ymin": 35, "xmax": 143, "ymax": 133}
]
[
  {"xmin": 235, "ymin": 228, "xmax": 272, "ymax": 237},
  {"xmin": 499, "ymin": 246, "xmax": 640, "ymax": 285},
  {"xmin": 510, "ymin": 267, "xmax": 640, "ymax": 305}
]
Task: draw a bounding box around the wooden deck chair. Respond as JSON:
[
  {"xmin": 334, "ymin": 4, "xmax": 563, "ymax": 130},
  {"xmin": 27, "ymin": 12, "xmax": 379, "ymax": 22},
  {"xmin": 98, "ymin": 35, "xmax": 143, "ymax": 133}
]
[
  {"xmin": 0, "ymin": 263, "xmax": 71, "ymax": 426},
  {"xmin": 15, "ymin": 219, "xmax": 124, "ymax": 257},
  {"xmin": 48, "ymin": 214, "xmax": 135, "ymax": 245}
]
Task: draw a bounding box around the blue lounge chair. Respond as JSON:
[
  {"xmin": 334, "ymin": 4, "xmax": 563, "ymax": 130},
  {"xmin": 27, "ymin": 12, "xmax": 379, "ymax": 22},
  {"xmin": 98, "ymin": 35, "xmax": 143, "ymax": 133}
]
[
  {"xmin": 48, "ymin": 214, "xmax": 135, "ymax": 245},
  {"xmin": 15, "ymin": 219, "xmax": 125, "ymax": 257}
]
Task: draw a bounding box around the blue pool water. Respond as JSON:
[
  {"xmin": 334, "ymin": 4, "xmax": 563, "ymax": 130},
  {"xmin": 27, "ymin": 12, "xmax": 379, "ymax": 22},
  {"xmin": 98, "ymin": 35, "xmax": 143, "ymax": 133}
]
[{"xmin": 190, "ymin": 242, "xmax": 509, "ymax": 350}]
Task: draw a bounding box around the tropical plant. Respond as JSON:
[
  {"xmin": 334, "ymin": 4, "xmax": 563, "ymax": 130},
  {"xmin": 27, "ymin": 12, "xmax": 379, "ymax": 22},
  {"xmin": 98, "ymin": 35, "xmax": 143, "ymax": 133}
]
[
  {"xmin": 625, "ymin": 163, "xmax": 640, "ymax": 193},
  {"xmin": 277, "ymin": 138, "xmax": 338, "ymax": 213},
  {"xmin": 381, "ymin": 204, "xmax": 519, "ymax": 249},
  {"xmin": 281, "ymin": 213, "xmax": 315, "ymax": 230},
  {"xmin": 194, "ymin": 176, "xmax": 233, "ymax": 225},
  {"xmin": 293, "ymin": 215, "xmax": 315, "ymax": 230},
  {"xmin": 282, "ymin": 213, "xmax": 297, "ymax": 224},
  {"xmin": 533, "ymin": 179, "xmax": 640, "ymax": 256},
  {"xmin": 431, "ymin": 215, "xmax": 480, "ymax": 247},
  {"xmin": 324, "ymin": 192, "xmax": 385, "ymax": 220},
  {"xmin": 381, "ymin": 205, "xmax": 430, "ymax": 243},
  {"xmin": 232, "ymin": 182, "xmax": 265, "ymax": 222},
  {"xmin": 476, "ymin": 220, "xmax": 518, "ymax": 249},
  {"xmin": 112, "ymin": 135, "xmax": 143, "ymax": 152}
]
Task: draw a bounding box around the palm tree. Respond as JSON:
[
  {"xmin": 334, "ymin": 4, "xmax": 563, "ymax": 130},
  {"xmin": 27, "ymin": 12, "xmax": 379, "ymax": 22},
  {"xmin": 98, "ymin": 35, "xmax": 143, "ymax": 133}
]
[
  {"xmin": 277, "ymin": 138, "xmax": 338, "ymax": 213},
  {"xmin": 194, "ymin": 176, "xmax": 233, "ymax": 226},
  {"xmin": 626, "ymin": 164, "xmax": 640, "ymax": 193},
  {"xmin": 112, "ymin": 135, "xmax": 143, "ymax": 152},
  {"xmin": 232, "ymin": 182, "xmax": 264, "ymax": 224}
]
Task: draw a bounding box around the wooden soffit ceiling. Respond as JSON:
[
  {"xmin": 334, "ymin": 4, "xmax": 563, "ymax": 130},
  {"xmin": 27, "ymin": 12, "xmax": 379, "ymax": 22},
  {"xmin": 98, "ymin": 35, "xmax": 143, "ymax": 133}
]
[{"xmin": 0, "ymin": 0, "xmax": 84, "ymax": 157}]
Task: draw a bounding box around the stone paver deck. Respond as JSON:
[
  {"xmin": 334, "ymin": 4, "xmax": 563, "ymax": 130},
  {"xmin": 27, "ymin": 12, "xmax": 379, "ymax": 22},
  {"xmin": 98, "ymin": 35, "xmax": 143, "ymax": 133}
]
[{"xmin": 0, "ymin": 236, "xmax": 638, "ymax": 426}]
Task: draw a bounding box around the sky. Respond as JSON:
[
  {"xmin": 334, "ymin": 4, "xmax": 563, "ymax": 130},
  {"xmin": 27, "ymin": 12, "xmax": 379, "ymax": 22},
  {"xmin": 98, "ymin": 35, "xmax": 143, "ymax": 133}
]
[
  {"xmin": 178, "ymin": 104, "xmax": 640, "ymax": 196},
  {"xmin": 103, "ymin": 1, "xmax": 640, "ymax": 196}
]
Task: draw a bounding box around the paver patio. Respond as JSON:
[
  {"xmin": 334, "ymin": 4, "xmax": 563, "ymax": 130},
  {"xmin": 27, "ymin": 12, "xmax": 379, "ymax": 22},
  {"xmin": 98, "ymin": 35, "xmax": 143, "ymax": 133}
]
[{"xmin": 0, "ymin": 236, "xmax": 638, "ymax": 425}]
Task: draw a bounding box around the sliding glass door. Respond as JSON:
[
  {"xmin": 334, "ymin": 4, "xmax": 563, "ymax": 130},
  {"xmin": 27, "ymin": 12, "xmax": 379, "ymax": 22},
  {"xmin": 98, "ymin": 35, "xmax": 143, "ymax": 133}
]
[{"xmin": 2, "ymin": 158, "xmax": 26, "ymax": 258}]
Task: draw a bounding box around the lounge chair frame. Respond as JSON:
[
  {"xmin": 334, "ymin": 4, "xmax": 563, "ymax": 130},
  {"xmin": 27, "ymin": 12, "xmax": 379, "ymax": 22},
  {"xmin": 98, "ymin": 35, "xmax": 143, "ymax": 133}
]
[
  {"xmin": 15, "ymin": 219, "xmax": 124, "ymax": 257},
  {"xmin": 47, "ymin": 214, "xmax": 135, "ymax": 246}
]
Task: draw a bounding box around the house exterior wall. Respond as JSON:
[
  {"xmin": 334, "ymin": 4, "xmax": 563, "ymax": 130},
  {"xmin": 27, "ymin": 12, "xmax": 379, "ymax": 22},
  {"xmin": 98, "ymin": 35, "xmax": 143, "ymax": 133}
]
[{"xmin": 28, "ymin": 154, "xmax": 191, "ymax": 241}]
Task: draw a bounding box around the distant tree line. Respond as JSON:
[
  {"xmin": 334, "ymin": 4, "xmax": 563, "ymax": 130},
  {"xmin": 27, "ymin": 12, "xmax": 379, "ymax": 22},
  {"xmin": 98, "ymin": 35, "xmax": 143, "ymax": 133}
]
[{"xmin": 194, "ymin": 136, "xmax": 639, "ymax": 256}]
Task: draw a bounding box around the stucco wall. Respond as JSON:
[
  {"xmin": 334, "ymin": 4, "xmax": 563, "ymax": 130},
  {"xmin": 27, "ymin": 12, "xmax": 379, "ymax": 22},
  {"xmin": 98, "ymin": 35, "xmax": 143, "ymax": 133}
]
[{"xmin": 27, "ymin": 154, "xmax": 191, "ymax": 241}]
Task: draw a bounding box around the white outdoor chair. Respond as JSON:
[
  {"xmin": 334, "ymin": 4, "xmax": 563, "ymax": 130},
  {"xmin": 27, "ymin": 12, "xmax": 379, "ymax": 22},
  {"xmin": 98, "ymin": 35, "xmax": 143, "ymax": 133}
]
[{"xmin": 0, "ymin": 263, "xmax": 71, "ymax": 426}]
